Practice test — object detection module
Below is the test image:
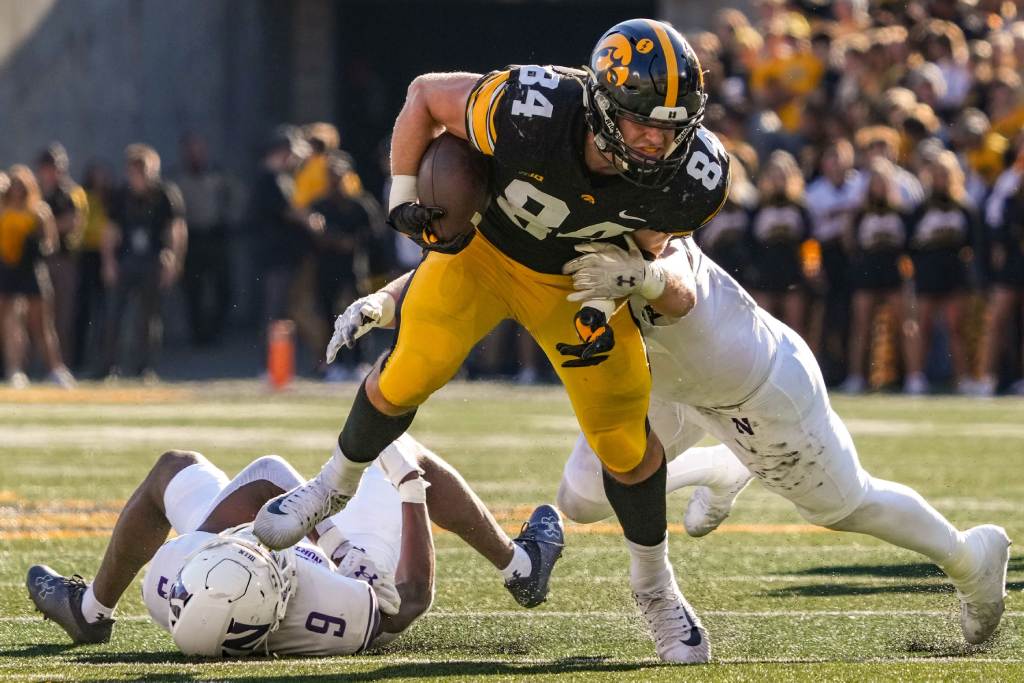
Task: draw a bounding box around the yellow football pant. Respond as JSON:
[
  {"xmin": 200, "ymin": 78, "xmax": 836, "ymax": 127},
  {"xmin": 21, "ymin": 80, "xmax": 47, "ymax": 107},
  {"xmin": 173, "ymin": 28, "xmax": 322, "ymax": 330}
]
[{"xmin": 378, "ymin": 232, "xmax": 651, "ymax": 473}]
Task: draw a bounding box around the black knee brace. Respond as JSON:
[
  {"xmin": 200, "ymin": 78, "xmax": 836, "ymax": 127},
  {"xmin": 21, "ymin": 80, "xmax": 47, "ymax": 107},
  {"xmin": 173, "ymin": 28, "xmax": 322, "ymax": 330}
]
[
  {"xmin": 339, "ymin": 379, "xmax": 417, "ymax": 463},
  {"xmin": 602, "ymin": 455, "xmax": 668, "ymax": 547}
]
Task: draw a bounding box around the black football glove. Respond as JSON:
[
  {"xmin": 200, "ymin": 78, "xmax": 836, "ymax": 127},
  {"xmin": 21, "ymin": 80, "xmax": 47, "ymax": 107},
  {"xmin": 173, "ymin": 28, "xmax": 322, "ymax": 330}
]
[
  {"xmin": 388, "ymin": 202, "xmax": 471, "ymax": 254},
  {"xmin": 556, "ymin": 306, "xmax": 615, "ymax": 367}
]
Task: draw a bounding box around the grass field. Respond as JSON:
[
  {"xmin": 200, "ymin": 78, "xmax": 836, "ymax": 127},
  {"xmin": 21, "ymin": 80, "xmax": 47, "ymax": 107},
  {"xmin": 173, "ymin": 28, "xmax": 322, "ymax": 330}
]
[{"xmin": 0, "ymin": 381, "xmax": 1022, "ymax": 681}]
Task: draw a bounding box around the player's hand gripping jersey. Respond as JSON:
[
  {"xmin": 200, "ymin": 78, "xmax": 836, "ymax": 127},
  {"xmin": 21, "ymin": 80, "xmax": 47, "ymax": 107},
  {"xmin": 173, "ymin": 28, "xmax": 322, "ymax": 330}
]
[{"xmin": 466, "ymin": 65, "xmax": 730, "ymax": 274}]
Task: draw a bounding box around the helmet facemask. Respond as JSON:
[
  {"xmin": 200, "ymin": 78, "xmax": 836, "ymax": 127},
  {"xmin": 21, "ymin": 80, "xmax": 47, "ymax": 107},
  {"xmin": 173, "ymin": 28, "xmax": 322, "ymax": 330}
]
[{"xmin": 583, "ymin": 69, "xmax": 706, "ymax": 189}]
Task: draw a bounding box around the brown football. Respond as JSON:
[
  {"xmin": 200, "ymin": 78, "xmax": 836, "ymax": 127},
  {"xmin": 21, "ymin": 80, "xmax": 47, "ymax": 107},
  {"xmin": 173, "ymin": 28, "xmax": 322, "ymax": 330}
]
[{"xmin": 417, "ymin": 133, "xmax": 490, "ymax": 243}]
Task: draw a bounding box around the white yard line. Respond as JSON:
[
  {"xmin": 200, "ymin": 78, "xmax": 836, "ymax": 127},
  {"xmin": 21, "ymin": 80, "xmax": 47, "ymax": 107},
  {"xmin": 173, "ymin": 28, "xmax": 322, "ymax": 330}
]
[{"xmin": 3, "ymin": 610, "xmax": 1023, "ymax": 623}]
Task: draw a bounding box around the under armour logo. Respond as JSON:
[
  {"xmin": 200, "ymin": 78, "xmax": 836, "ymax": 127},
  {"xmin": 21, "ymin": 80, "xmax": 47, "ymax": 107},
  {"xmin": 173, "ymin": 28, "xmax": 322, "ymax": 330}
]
[
  {"xmin": 354, "ymin": 565, "xmax": 378, "ymax": 585},
  {"xmin": 616, "ymin": 275, "xmax": 637, "ymax": 287},
  {"xmin": 539, "ymin": 514, "xmax": 560, "ymax": 538}
]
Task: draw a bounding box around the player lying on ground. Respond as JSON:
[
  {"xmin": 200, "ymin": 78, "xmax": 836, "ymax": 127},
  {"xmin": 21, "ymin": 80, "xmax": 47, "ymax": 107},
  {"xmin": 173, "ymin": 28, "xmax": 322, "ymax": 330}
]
[
  {"xmin": 553, "ymin": 235, "xmax": 1011, "ymax": 651},
  {"xmin": 26, "ymin": 437, "xmax": 563, "ymax": 656},
  {"xmin": 252, "ymin": 24, "xmax": 729, "ymax": 662}
]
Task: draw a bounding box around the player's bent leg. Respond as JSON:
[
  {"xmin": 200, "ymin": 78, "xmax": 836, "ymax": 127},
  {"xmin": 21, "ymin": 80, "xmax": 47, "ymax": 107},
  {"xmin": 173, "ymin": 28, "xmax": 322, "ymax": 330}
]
[
  {"xmin": 556, "ymin": 433, "xmax": 615, "ymax": 523},
  {"xmin": 255, "ymin": 248, "xmax": 509, "ymax": 550},
  {"xmin": 397, "ymin": 436, "xmax": 564, "ymax": 608},
  {"xmin": 27, "ymin": 450, "xmax": 218, "ymax": 644},
  {"xmin": 824, "ymin": 477, "xmax": 1010, "ymax": 645}
]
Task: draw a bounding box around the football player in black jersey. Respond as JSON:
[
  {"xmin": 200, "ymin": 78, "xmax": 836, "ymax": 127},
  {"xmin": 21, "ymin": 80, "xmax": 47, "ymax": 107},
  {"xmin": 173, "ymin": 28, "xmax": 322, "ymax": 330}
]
[{"xmin": 255, "ymin": 19, "xmax": 729, "ymax": 664}]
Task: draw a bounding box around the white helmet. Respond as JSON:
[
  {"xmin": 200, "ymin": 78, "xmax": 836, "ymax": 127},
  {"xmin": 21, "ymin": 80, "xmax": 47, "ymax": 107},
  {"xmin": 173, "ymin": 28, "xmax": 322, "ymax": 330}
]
[{"xmin": 167, "ymin": 524, "xmax": 295, "ymax": 657}]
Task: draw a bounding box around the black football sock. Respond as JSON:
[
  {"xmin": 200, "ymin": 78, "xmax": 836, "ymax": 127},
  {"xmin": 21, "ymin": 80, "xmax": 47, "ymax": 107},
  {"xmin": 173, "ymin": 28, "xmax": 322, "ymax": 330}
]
[
  {"xmin": 602, "ymin": 454, "xmax": 668, "ymax": 547},
  {"xmin": 338, "ymin": 378, "xmax": 417, "ymax": 463}
]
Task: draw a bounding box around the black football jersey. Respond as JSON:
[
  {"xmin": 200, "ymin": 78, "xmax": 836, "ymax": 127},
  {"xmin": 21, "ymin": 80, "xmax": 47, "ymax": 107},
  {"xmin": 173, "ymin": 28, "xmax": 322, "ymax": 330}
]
[{"xmin": 465, "ymin": 65, "xmax": 730, "ymax": 274}]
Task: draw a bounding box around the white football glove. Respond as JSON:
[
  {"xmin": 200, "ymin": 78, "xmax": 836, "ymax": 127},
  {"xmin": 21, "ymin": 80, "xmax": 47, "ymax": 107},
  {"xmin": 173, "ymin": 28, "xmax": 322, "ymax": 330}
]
[
  {"xmin": 334, "ymin": 544, "xmax": 401, "ymax": 615},
  {"xmin": 562, "ymin": 237, "xmax": 667, "ymax": 302},
  {"xmin": 326, "ymin": 291, "xmax": 396, "ymax": 363}
]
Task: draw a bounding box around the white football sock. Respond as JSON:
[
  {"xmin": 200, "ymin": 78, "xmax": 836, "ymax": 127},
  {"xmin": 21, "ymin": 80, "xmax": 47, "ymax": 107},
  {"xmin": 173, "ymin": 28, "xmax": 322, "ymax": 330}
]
[
  {"xmin": 626, "ymin": 536, "xmax": 672, "ymax": 593},
  {"xmin": 666, "ymin": 444, "xmax": 749, "ymax": 494},
  {"xmin": 81, "ymin": 585, "xmax": 113, "ymax": 623},
  {"xmin": 828, "ymin": 477, "xmax": 966, "ymax": 572},
  {"xmin": 321, "ymin": 444, "xmax": 370, "ymax": 496},
  {"xmin": 500, "ymin": 543, "xmax": 533, "ymax": 581}
]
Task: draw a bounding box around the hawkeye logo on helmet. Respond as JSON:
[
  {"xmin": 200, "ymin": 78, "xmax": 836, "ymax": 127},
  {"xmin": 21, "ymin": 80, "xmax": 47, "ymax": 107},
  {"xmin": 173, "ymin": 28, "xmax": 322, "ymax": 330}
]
[{"xmin": 595, "ymin": 33, "xmax": 632, "ymax": 86}]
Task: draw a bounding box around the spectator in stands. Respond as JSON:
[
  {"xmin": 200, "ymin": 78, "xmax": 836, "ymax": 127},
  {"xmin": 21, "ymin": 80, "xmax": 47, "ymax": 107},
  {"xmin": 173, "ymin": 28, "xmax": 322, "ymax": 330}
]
[
  {"xmin": 293, "ymin": 122, "xmax": 342, "ymax": 210},
  {"xmin": 309, "ymin": 152, "xmax": 378, "ymax": 380},
  {"xmin": 73, "ymin": 161, "xmax": 113, "ymax": 371},
  {"xmin": 841, "ymin": 158, "xmax": 915, "ymax": 394},
  {"xmin": 978, "ymin": 146, "xmax": 1024, "ymax": 396},
  {"xmin": 97, "ymin": 144, "xmax": 187, "ymax": 380},
  {"xmin": 0, "ymin": 165, "xmax": 74, "ymax": 388},
  {"xmin": 695, "ymin": 153, "xmax": 756, "ymax": 287},
  {"xmin": 174, "ymin": 132, "xmax": 243, "ymax": 346},
  {"xmin": 747, "ymin": 150, "xmax": 812, "ymax": 337},
  {"xmin": 805, "ymin": 139, "xmax": 863, "ymax": 383},
  {"xmin": 854, "ymin": 125, "xmax": 924, "ymax": 209},
  {"xmin": 905, "ymin": 150, "xmax": 981, "ymax": 395},
  {"xmin": 249, "ymin": 126, "xmax": 324, "ymax": 359},
  {"xmin": 36, "ymin": 143, "xmax": 87, "ymax": 365}
]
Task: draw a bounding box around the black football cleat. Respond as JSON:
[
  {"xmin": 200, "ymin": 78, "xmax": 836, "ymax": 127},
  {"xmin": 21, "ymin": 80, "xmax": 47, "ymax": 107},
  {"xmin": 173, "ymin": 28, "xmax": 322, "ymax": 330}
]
[
  {"xmin": 505, "ymin": 504, "xmax": 565, "ymax": 608},
  {"xmin": 26, "ymin": 565, "xmax": 114, "ymax": 644}
]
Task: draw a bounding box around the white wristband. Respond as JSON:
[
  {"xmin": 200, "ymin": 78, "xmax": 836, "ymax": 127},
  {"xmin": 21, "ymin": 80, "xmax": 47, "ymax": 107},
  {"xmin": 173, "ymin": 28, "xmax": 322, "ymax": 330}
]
[
  {"xmin": 389, "ymin": 175, "xmax": 418, "ymax": 212},
  {"xmin": 397, "ymin": 477, "xmax": 430, "ymax": 504},
  {"xmin": 639, "ymin": 261, "xmax": 667, "ymax": 300}
]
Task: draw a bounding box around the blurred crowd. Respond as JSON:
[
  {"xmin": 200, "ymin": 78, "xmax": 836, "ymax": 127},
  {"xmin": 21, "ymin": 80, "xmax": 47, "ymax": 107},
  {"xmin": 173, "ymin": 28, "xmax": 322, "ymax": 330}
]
[
  {"xmin": 2, "ymin": 0, "xmax": 1023, "ymax": 395},
  {"xmin": 691, "ymin": 0, "xmax": 1024, "ymax": 396}
]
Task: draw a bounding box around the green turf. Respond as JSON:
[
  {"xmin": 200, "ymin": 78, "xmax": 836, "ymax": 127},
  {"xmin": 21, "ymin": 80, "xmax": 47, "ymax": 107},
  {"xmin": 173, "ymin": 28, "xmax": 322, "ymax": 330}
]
[{"xmin": 1, "ymin": 381, "xmax": 1021, "ymax": 681}]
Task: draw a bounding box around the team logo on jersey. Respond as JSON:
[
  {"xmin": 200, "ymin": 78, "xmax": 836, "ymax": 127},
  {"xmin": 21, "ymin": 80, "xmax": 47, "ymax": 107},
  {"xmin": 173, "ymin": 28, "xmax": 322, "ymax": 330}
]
[
  {"xmin": 519, "ymin": 170, "xmax": 544, "ymax": 182},
  {"xmin": 595, "ymin": 32, "xmax": 632, "ymax": 86},
  {"xmin": 636, "ymin": 38, "xmax": 654, "ymax": 54},
  {"xmin": 580, "ymin": 194, "xmax": 595, "ymax": 204}
]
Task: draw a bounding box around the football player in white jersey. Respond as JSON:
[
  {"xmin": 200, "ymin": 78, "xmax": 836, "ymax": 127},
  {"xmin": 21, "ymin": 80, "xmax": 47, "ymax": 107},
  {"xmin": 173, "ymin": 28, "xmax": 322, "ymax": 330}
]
[
  {"xmin": 553, "ymin": 235, "xmax": 1011, "ymax": 654},
  {"xmin": 26, "ymin": 437, "xmax": 563, "ymax": 656}
]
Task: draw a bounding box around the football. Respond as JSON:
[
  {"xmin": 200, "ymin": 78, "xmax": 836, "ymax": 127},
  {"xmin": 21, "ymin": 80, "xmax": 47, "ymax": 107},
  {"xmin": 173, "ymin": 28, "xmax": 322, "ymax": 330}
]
[{"xmin": 417, "ymin": 132, "xmax": 491, "ymax": 243}]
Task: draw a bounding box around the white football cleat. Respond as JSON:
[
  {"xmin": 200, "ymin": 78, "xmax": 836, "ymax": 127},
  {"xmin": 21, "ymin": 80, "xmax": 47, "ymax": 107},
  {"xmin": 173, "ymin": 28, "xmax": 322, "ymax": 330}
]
[
  {"xmin": 634, "ymin": 577, "xmax": 710, "ymax": 664},
  {"xmin": 253, "ymin": 475, "xmax": 351, "ymax": 550},
  {"xmin": 684, "ymin": 460, "xmax": 753, "ymax": 538},
  {"xmin": 952, "ymin": 524, "xmax": 1010, "ymax": 645}
]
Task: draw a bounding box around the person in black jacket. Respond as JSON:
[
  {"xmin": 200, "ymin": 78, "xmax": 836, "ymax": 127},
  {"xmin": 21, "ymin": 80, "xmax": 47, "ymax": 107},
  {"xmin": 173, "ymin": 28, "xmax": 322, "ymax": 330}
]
[
  {"xmin": 97, "ymin": 145, "xmax": 187, "ymax": 380},
  {"xmin": 747, "ymin": 150, "xmax": 811, "ymax": 338},
  {"xmin": 840, "ymin": 158, "xmax": 915, "ymax": 394},
  {"xmin": 905, "ymin": 150, "xmax": 980, "ymax": 394}
]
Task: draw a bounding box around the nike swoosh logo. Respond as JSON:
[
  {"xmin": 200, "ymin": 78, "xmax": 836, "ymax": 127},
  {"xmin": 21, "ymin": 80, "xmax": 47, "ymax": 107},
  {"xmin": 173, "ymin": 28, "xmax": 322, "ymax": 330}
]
[
  {"xmin": 679, "ymin": 608, "xmax": 703, "ymax": 646},
  {"xmin": 618, "ymin": 210, "xmax": 645, "ymax": 222},
  {"xmin": 266, "ymin": 497, "xmax": 287, "ymax": 515}
]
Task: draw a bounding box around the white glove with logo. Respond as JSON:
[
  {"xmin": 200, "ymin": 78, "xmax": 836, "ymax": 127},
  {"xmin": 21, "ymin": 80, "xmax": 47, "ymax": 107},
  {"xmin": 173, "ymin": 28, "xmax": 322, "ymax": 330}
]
[
  {"xmin": 326, "ymin": 291, "xmax": 396, "ymax": 363},
  {"xmin": 334, "ymin": 544, "xmax": 401, "ymax": 615},
  {"xmin": 562, "ymin": 237, "xmax": 667, "ymax": 302}
]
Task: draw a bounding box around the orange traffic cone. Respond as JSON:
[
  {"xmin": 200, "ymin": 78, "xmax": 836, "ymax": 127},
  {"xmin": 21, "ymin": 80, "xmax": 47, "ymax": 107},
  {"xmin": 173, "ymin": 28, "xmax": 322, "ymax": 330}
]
[{"xmin": 268, "ymin": 320, "xmax": 295, "ymax": 389}]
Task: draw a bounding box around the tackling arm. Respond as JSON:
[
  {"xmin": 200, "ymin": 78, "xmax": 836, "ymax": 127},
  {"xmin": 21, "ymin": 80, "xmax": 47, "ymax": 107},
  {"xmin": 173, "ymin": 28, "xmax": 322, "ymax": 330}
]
[{"xmin": 378, "ymin": 470, "xmax": 435, "ymax": 635}]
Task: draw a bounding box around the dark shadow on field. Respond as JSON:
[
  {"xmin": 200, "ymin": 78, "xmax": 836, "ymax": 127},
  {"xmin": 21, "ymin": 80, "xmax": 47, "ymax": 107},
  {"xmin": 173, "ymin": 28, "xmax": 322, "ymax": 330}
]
[
  {"xmin": 68, "ymin": 650, "xmax": 197, "ymax": 665},
  {"xmin": 0, "ymin": 643, "xmax": 75, "ymax": 657},
  {"xmin": 127, "ymin": 658, "xmax": 655, "ymax": 681},
  {"xmin": 766, "ymin": 557, "xmax": 1024, "ymax": 596},
  {"xmin": 786, "ymin": 561, "xmax": 944, "ymax": 579}
]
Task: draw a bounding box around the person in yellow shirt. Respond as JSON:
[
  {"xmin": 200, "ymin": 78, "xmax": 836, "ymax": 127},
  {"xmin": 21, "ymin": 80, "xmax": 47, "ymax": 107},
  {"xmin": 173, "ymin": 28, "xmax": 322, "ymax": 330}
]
[
  {"xmin": 0, "ymin": 165, "xmax": 75, "ymax": 388},
  {"xmin": 748, "ymin": 15, "xmax": 824, "ymax": 132}
]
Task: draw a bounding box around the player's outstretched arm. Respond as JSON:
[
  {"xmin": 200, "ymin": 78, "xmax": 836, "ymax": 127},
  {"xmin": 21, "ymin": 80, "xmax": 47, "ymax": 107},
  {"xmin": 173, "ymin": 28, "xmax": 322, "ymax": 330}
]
[
  {"xmin": 563, "ymin": 234, "xmax": 696, "ymax": 319},
  {"xmin": 325, "ymin": 270, "xmax": 414, "ymax": 363},
  {"xmin": 378, "ymin": 469, "xmax": 435, "ymax": 635}
]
